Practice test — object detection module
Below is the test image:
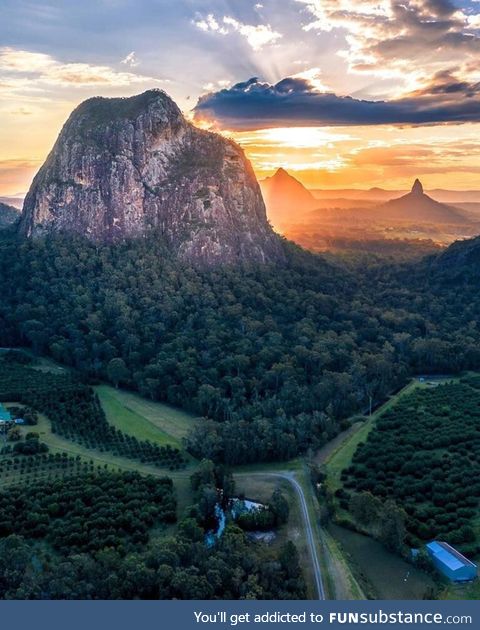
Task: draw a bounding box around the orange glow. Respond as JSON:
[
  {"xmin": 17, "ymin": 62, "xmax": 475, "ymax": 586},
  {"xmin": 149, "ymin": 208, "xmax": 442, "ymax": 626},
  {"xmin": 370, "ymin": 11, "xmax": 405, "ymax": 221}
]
[{"xmin": 226, "ymin": 123, "xmax": 480, "ymax": 191}]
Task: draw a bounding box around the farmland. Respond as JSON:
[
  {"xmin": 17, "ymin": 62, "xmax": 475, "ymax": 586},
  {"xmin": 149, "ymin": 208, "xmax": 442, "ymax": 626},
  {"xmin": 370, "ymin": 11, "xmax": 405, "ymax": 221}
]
[
  {"xmin": 95, "ymin": 384, "xmax": 199, "ymax": 449},
  {"xmin": 0, "ymin": 361, "xmax": 187, "ymax": 471},
  {"xmin": 337, "ymin": 376, "xmax": 480, "ymax": 556}
]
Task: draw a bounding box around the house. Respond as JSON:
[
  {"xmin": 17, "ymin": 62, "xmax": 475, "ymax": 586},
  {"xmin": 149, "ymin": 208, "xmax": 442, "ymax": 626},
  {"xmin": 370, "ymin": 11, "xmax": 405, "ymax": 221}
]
[{"xmin": 426, "ymin": 541, "xmax": 477, "ymax": 582}]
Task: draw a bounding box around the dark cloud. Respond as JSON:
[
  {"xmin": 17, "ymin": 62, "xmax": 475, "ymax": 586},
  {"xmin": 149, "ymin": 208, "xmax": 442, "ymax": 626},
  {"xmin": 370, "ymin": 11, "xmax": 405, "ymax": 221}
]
[
  {"xmin": 423, "ymin": 0, "xmax": 458, "ymax": 17},
  {"xmin": 193, "ymin": 74, "xmax": 480, "ymax": 130}
]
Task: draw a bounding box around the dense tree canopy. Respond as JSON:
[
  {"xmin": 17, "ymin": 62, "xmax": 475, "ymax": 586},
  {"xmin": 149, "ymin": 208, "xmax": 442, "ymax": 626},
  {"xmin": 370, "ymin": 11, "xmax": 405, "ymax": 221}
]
[
  {"xmin": 341, "ymin": 380, "xmax": 480, "ymax": 556},
  {"xmin": 1, "ymin": 235, "xmax": 480, "ymax": 463}
]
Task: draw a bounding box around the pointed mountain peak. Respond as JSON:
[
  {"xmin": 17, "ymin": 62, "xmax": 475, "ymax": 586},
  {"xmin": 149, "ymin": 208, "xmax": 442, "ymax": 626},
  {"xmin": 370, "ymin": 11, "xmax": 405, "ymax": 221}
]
[
  {"xmin": 274, "ymin": 167, "xmax": 290, "ymax": 178},
  {"xmin": 412, "ymin": 178, "xmax": 424, "ymax": 195}
]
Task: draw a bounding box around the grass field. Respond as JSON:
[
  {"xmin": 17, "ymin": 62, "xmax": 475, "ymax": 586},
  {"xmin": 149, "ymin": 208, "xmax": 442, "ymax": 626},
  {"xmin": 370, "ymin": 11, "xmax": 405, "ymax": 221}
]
[
  {"xmin": 442, "ymin": 581, "xmax": 480, "ymax": 600},
  {"xmin": 15, "ymin": 410, "xmax": 192, "ymax": 476},
  {"xmin": 329, "ymin": 524, "xmax": 437, "ymax": 599},
  {"xmin": 95, "ymin": 385, "xmax": 200, "ymax": 448}
]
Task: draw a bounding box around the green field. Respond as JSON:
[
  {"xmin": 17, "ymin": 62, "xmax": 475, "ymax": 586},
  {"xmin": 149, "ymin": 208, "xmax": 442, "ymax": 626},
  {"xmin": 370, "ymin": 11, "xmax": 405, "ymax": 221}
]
[
  {"xmin": 329, "ymin": 524, "xmax": 437, "ymax": 599},
  {"xmin": 95, "ymin": 385, "xmax": 200, "ymax": 448},
  {"xmin": 442, "ymin": 580, "xmax": 480, "ymax": 600},
  {"xmin": 13, "ymin": 410, "xmax": 188, "ymax": 476}
]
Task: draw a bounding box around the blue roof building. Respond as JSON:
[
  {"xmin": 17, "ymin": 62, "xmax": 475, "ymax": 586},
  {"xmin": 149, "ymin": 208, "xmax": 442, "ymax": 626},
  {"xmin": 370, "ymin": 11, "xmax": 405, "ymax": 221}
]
[
  {"xmin": 426, "ymin": 541, "xmax": 477, "ymax": 582},
  {"xmin": 0, "ymin": 404, "xmax": 11, "ymax": 423}
]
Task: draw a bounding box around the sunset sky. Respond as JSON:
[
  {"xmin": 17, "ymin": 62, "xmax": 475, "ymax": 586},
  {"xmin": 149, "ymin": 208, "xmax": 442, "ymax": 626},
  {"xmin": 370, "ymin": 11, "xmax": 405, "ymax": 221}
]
[{"xmin": 1, "ymin": 0, "xmax": 480, "ymax": 196}]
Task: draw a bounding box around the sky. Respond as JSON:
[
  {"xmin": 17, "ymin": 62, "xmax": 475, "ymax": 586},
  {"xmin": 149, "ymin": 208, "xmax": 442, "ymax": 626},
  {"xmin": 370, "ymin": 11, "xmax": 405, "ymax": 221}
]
[{"xmin": 1, "ymin": 0, "xmax": 480, "ymax": 196}]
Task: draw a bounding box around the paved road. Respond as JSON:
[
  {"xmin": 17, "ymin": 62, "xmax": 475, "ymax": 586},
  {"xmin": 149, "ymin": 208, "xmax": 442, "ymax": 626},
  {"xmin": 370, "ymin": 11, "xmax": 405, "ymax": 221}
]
[{"xmin": 235, "ymin": 471, "xmax": 326, "ymax": 600}]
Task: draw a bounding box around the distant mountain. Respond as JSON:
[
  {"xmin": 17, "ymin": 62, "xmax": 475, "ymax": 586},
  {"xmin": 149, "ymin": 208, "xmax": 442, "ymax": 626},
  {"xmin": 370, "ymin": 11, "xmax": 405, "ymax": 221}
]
[
  {"xmin": 375, "ymin": 179, "xmax": 471, "ymax": 225},
  {"xmin": 311, "ymin": 188, "xmax": 404, "ymax": 202},
  {"xmin": 0, "ymin": 196, "xmax": 23, "ymax": 210},
  {"xmin": 259, "ymin": 168, "xmax": 318, "ymax": 228},
  {"xmin": 0, "ymin": 202, "xmax": 20, "ymax": 229},
  {"xmin": 311, "ymin": 186, "xmax": 480, "ymax": 204},
  {"xmin": 19, "ymin": 89, "xmax": 284, "ymax": 266}
]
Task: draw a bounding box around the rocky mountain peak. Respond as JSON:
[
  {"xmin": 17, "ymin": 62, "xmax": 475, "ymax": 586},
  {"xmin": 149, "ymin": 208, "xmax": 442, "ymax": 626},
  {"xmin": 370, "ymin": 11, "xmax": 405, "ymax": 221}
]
[
  {"xmin": 19, "ymin": 90, "xmax": 284, "ymax": 265},
  {"xmin": 411, "ymin": 178, "xmax": 424, "ymax": 195}
]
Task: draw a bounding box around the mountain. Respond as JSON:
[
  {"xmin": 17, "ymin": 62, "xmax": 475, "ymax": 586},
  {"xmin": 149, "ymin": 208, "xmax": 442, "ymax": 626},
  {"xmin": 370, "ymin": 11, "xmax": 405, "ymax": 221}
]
[
  {"xmin": 0, "ymin": 196, "xmax": 23, "ymax": 210},
  {"xmin": 311, "ymin": 187, "xmax": 404, "ymax": 202},
  {"xmin": 18, "ymin": 89, "xmax": 284, "ymax": 265},
  {"xmin": 0, "ymin": 202, "xmax": 20, "ymax": 229},
  {"xmin": 376, "ymin": 179, "xmax": 471, "ymax": 224},
  {"xmin": 311, "ymin": 187, "xmax": 480, "ymax": 204},
  {"xmin": 259, "ymin": 168, "xmax": 318, "ymax": 228}
]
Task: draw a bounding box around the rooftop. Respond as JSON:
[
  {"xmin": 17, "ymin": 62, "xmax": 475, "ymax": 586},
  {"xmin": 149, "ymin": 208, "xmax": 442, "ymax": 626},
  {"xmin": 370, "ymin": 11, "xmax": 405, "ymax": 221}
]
[{"xmin": 427, "ymin": 541, "xmax": 477, "ymax": 571}]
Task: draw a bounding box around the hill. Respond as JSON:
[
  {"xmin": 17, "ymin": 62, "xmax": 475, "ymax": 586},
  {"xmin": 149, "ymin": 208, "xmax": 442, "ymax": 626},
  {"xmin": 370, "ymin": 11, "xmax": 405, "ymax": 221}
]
[
  {"xmin": 375, "ymin": 179, "xmax": 471, "ymax": 225},
  {"xmin": 259, "ymin": 168, "xmax": 318, "ymax": 229},
  {"xmin": 0, "ymin": 197, "xmax": 23, "ymax": 210},
  {"xmin": 434, "ymin": 235, "xmax": 480, "ymax": 273},
  {"xmin": 0, "ymin": 202, "xmax": 20, "ymax": 229},
  {"xmin": 311, "ymin": 187, "xmax": 480, "ymax": 204}
]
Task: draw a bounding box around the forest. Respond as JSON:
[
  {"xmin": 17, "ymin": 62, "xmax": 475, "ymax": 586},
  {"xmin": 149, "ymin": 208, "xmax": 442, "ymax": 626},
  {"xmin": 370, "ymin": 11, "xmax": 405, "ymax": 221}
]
[
  {"xmin": 340, "ymin": 379, "xmax": 480, "ymax": 556},
  {"xmin": 1, "ymin": 234, "xmax": 480, "ymax": 464}
]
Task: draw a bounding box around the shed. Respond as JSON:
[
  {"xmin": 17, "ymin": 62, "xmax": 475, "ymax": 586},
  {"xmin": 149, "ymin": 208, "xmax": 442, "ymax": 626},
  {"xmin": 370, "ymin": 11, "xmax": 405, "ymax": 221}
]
[{"xmin": 426, "ymin": 541, "xmax": 477, "ymax": 582}]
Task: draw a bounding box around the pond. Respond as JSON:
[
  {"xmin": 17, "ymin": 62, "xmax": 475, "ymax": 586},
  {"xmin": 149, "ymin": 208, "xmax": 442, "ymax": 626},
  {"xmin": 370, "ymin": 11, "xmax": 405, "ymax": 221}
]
[
  {"xmin": 205, "ymin": 497, "xmax": 266, "ymax": 547},
  {"xmin": 205, "ymin": 504, "xmax": 226, "ymax": 548}
]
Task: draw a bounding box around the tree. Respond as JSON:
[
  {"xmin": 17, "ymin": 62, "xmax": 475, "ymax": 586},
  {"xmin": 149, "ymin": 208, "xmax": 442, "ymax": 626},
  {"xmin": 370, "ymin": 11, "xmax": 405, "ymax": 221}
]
[
  {"xmin": 7, "ymin": 427, "xmax": 21, "ymax": 442},
  {"xmin": 349, "ymin": 492, "xmax": 383, "ymax": 529},
  {"xmin": 107, "ymin": 358, "xmax": 129, "ymax": 388},
  {"xmin": 379, "ymin": 500, "xmax": 407, "ymax": 553},
  {"xmin": 270, "ymin": 488, "xmax": 289, "ymax": 525}
]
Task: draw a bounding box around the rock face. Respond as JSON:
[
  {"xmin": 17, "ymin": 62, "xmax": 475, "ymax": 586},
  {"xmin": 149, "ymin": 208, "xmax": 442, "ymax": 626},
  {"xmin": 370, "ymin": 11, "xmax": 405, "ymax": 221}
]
[
  {"xmin": 411, "ymin": 178, "xmax": 424, "ymax": 195},
  {"xmin": 19, "ymin": 90, "xmax": 284, "ymax": 265}
]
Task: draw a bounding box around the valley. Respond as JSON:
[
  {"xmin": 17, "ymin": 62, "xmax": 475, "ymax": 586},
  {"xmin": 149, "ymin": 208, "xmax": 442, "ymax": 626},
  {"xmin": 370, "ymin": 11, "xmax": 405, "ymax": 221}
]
[
  {"xmin": 3, "ymin": 347, "xmax": 478, "ymax": 601},
  {"xmin": 1, "ymin": 81, "xmax": 480, "ymax": 602}
]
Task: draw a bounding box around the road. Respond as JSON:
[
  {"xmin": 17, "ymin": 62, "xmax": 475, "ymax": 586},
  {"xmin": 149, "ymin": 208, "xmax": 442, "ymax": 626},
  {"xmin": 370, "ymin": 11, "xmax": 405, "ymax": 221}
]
[{"xmin": 235, "ymin": 470, "xmax": 326, "ymax": 600}]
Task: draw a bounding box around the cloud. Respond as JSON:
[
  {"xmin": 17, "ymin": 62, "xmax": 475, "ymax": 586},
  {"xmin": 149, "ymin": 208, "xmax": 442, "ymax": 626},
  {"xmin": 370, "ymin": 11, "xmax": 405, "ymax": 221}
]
[
  {"xmin": 121, "ymin": 51, "xmax": 139, "ymax": 67},
  {"xmin": 0, "ymin": 47, "xmax": 155, "ymax": 89},
  {"xmin": 347, "ymin": 141, "xmax": 480, "ymax": 177},
  {"xmin": 295, "ymin": 0, "xmax": 480, "ymax": 83},
  {"xmin": 222, "ymin": 17, "xmax": 282, "ymax": 51},
  {"xmin": 194, "ymin": 14, "xmax": 228, "ymax": 35},
  {"xmin": 193, "ymin": 72, "xmax": 480, "ymax": 130},
  {"xmin": 193, "ymin": 14, "xmax": 282, "ymax": 51},
  {"xmin": 0, "ymin": 158, "xmax": 41, "ymax": 195}
]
